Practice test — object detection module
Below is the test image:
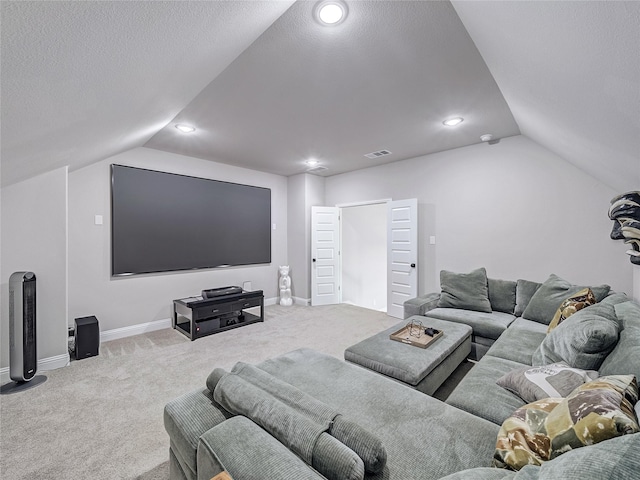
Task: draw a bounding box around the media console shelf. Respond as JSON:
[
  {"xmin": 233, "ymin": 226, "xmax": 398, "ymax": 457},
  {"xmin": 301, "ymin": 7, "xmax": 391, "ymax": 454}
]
[{"xmin": 172, "ymin": 289, "xmax": 264, "ymax": 341}]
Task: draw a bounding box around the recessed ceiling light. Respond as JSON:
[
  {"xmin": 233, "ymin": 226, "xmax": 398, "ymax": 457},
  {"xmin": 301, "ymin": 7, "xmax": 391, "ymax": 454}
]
[
  {"xmin": 443, "ymin": 117, "xmax": 464, "ymax": 127},
  {"xmin": 315, "ymin": 1, "xmax": 347, "ymax": 25},
  {"xmin": 480, "ymin": 134, "xmax": 494, "ymax": 142},
  {"xmin": 175, "ymin": 124, "xmax": 196, "ymax": 133},
  {"xmin": 306, "ymin": 159, "xmax": 319, "ymax": 167}
]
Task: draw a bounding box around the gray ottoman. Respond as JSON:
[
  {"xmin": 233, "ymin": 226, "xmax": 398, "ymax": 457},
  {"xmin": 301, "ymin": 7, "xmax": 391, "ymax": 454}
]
[{"xmin": 344, "ymin": 316, "xmax": 472, "ymax": 395}]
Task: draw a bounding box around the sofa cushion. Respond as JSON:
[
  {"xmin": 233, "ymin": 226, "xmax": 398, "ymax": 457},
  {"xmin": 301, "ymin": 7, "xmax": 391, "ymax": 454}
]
[
  {"xmin": 424, "ymin": 308, "xmax": 516, "ymax": 341},
  {"xmin": 258, "ymin": 349, "xmax": 501, "ymax": 479},
  {"xmin": 514, "ymin": 279, "xmax": 542, "ymax": 317},
  {"xmin": 532, "ymin": 302, "xmax": 619, "ymax": 370},
  {"xmin": 213, "ymin": 362, "xmax": 386, "ymax": 474},
  {"xmin": 486, "ymin": 323, "xmax": 547, "ymax": 365},
  {"xmin": 446, "ymin": 355, "xmax": 528, "ymax": 425},
  {"xmin": 198, "ymin": 417, "xmax": 330, "ymax": 480},
  {"xmin": 496, "ymin": 363, "xmax": 598, "ymax": 403},
  {"xmin": 488, "ymin": 278, "xmax": 517, "ymax": 314},
  {"xmin": 438, "ymin": 468, "xmax": 517, "ymax": 480},
  {"xmin": 437, "ymin": 267, "xmax": 492, "ymax": 313},
  {"xmin": 522, "ymin": 432, "xmax": 640, "ymax": 480},
  {"xmin": 164, "ymin": 389, "xmax": 232, "ymax": 479},
  {"xmin": 599, "ymin": 300, "xmax": 640, "ymax": 382},
  {"xmin": 547, "ymin": 288, "xmax": 596, "ymax": 332},
  {"xmin": 522, "ymin": 274, "xmax": 610, "ymax": 325}
]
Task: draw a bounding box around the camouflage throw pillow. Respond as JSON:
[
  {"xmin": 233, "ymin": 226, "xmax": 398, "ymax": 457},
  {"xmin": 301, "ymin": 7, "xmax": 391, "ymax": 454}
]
[
  {"xmin": 545, "ymin": 375, "xmax": 639, "ymax": 459},
  {"xmin": 547, "ymin": 288, "xmax": 597, "ymax": 333},
  {"xmin": 494, "ymin": 375, "xmax": 640, "ymax": 471},
  {"xmin": 493, "ymin": 398, "xmax": 563, "ymax": 470}
]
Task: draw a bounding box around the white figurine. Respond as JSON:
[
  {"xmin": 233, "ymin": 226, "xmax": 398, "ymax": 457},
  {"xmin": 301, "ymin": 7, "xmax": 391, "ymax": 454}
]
[{"xmin": 279, "ymin": 265, "xmax": 293, "ymax": 306}]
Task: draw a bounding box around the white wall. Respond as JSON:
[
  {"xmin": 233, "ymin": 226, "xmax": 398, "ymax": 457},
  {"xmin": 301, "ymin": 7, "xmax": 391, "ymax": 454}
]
[
  {"xmin": 1, "ymin": 167, "xmax": 69, "ymax": 374},
  {"xmin": 68, "ymin": 147, "xmax": 288, "ymax": 333},
  {"xmin": 341, "ymin": 203, "xmax": 387, "ymax": 311},
  {"xmin": 326, "ymin": 135, "xmax": 633, "ymax": 295}
]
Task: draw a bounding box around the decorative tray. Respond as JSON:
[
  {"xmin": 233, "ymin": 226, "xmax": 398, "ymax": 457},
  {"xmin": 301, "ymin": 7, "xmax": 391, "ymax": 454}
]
[{"xmin": 389, "ymin": 322, "xmax": 443, "ymax": 349}]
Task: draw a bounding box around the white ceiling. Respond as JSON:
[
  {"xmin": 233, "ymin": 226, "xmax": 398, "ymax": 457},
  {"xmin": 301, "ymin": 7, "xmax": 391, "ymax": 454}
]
[
  {"xmin": 1, "ymin": 1, "xmax": 638, "ymax": 191},
  {"xmin": 452, "ymin": 0, "xmax": 640, "ymax": 193}
]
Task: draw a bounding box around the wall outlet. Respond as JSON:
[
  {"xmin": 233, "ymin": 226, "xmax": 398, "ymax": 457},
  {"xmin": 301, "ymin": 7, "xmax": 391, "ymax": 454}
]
[
  {"xmin": 94, "ymin": 215, "xmax": 103, "ymax": 225},
  {"xmin": 429, "ymin": 235, "xmax": 436, "ymax": 245},
  {"xmin": 243, "ymin": 281, "xmax": 252, "ymax": 291}
]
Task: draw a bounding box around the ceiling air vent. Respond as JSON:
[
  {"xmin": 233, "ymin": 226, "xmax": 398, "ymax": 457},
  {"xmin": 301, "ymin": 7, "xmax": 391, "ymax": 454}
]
[
  {"xmin": 307, "ymin": 165, "xmax": 328, "ymax": 173},
  {"xmin": 364, "ymin": 149, "xmax": 392, "ymax": 159}
]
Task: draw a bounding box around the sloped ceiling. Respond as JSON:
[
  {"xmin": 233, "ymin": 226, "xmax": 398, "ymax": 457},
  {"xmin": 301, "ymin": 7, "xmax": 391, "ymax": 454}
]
[
  {"xmin": 0, "ymin": 0, "xmax": 295, "ymax": 186},
  {"xmin": 452, "ymin": 0, "xmax": 640, "ymax": 192},
  {"xmin": 1, "ymin": 1, "xmax": 638, "ymax": 191},
  {"xmin": 144, "ymin": 0, "xmax": 519, "ymax": 176}
]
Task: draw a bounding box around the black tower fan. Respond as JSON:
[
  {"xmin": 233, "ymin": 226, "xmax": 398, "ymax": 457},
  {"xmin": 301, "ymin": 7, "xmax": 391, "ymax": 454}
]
[{"xmin": 1, "ymin": 272, "xmax": 47, "ymax": 394}]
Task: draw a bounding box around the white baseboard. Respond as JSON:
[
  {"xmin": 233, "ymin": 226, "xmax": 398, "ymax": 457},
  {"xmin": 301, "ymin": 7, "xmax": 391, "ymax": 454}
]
[
  {"xmin": 1, "ymin": 352, "xmax": 70, "ymax": 385},
  {"xmin": 100, "ymin": 318, "xmax": 172, "ymax": 343},
  {"xmin": 270, "ymin": 297, "xmax": 310, "ymax": 306}
]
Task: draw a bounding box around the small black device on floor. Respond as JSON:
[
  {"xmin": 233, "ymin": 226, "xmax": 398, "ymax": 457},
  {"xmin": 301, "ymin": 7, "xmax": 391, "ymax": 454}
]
[{"xmin": 74, "ymin": 316, "xmax": 100, "ymax": 360}]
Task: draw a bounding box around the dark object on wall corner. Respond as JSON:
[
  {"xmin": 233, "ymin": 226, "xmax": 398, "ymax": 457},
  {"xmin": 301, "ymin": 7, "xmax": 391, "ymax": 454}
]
[
  {"xmin": 74, "ymin": 316, "xmax": 100, "ymax": 360},
  {"xmin": 608, "ymin": 191, "xmax": 640, "ymax": 265},
  {"xmin": 1, "ymin": 272, "xmax": 47, "ymax": 395}
]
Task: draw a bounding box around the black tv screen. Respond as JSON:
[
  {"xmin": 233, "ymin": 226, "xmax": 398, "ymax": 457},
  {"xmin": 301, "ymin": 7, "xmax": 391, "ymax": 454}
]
[{"xmin": 111, "ymin": 164, "xmax": 271, "ymax": 276}]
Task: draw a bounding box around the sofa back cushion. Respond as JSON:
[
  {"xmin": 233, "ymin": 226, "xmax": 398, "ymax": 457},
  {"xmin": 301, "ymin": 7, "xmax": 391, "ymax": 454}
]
[
  {"xmin": 522, "ymin": 274, "xmax": 611, "ymax": 325},
  {"xmin": 437, "ymin": 267, "xmax": 492, "ymax": 313},
  {"xmin": 488, "ymin": 278, "xmax": 517, "ymax": 314},
  {"xmin": 599, "ymin": 300, "xmax": 640, "ymax": 382},
  {"xmin": 532, "ymin": 302, "xmax": 619, "ymax": 370},
  {"xmin": 514, "ymin": 279, "xmax": 542, "ymax": 317}
]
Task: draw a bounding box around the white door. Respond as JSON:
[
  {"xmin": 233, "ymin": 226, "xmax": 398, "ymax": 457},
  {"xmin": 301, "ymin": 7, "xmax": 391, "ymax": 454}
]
[
  {"xmin": 387, "ymin": 199, "xmax": 418, "ymax": 318},
  {"xmin": 311, "ymin": 206, "xmax": 340, "ymax": 306}
]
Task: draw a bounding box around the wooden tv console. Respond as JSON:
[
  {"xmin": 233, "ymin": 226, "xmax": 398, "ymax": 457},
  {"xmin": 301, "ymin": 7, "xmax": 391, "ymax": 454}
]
[{"xmin": 172, "ymin": 290, "xmax": 264, "ymax": 341}]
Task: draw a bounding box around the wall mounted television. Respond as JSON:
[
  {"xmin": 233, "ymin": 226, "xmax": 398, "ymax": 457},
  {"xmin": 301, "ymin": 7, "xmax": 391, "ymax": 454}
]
[{"xmin": 111, "ymin": 164, "xmax": 271, "ymax": 276}]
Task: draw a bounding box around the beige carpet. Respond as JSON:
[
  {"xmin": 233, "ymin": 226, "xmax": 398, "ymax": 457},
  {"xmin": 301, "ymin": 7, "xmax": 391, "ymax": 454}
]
[{"xmin": 0, "ymin": 304, "xmax": 401, "ymax": 479}]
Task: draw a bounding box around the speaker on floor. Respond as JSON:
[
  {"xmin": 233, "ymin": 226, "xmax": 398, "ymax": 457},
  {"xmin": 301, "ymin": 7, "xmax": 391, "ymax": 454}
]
[{"xmin": 74, "ymin": 316, "xmax": 100, "ymax": 360}]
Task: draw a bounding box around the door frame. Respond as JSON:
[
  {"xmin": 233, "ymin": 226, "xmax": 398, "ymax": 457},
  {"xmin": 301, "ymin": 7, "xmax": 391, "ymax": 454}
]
[{"xmin": 337, "ymin": 199, "xmax": 392, "ymax": 312}]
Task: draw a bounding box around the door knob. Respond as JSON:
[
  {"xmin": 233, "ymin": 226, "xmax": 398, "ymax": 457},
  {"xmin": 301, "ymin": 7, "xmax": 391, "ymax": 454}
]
[
  {"xmin": 411, "ymin": 263, "xmax": 416, "ymax": 268},
  {"xmin": 312, "ymin": 258, "xmax": 316, "ymax": 262}
]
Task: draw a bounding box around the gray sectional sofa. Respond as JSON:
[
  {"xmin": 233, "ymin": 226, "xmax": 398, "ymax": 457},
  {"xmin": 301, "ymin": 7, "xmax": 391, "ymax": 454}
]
[{"xmin": 164, "ymin": 270, "xmax": 640, "ymax": 480}]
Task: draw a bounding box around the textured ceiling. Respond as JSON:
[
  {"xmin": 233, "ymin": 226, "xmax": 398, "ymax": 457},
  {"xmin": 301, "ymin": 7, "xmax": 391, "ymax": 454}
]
[
  {"xmin": 1, "ymin": 1, "xmax": 638, "ymax": 191},
  {"xmin": 0, "ymin": 0, "xmax": 295, "ymax": 186},
  {"xmin": 144, "ymin": 0, "xmax": 519, "ymax": 177}
]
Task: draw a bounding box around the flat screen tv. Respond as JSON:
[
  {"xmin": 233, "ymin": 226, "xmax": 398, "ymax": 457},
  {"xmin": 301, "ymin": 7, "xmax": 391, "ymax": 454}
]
[{"xmin": 111, "ymin": 164, "xmax": 271, "ymax": 276}]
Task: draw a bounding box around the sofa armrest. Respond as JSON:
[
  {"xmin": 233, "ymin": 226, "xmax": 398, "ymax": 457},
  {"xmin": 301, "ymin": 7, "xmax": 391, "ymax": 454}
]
[
  {"xmin": 197, "ymin": 416, "xmax": 326, "ymax": 480},
  {"xmin": 403, "ymin": 292, "xmax": 440, "ymax": 319}
]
